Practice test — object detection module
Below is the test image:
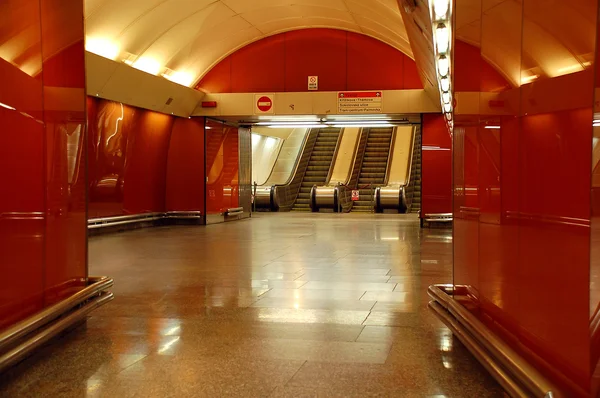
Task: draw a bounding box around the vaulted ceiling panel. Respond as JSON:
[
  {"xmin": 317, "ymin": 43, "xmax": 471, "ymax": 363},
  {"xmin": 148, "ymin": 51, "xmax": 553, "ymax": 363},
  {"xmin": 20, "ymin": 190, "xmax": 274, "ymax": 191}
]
[{"xmin": 83, "ymin": 0, "xmax": 414, "ymax": 87}]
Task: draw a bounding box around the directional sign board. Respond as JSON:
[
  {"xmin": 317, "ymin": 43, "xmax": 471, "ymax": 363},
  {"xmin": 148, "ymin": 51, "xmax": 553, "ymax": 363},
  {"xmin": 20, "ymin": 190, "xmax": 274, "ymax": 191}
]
[{"xmin": 338, "ymin": 91, "xmax": 383, "ymax": 114}]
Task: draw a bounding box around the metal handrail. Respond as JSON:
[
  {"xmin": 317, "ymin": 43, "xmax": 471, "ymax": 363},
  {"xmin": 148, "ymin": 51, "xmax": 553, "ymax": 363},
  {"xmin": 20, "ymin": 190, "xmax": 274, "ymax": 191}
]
[
  {"xmin": 428, "ymin": 284, "xmax": 563, "ymax": 397},
  {"xmin": 0, "ymin": 291, "xmax": 113, "ymax": 374},
  {"xmin": 322, "ymin": 128, "xmax": 345, "ymax": 184},
  {"xmin": 382, "ymin": 127, "xmax": 398, "ymax": 186},
  {"xmin": 0, "ymin": 276, "xmax": 113, "ymax": 353}
]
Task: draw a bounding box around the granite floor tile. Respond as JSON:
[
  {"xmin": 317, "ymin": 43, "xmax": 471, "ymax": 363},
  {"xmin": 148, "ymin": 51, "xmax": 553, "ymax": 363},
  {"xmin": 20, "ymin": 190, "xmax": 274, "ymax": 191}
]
[{"xmin": 0, "ymin": 213, "xmax": 504, "ymax": 397}]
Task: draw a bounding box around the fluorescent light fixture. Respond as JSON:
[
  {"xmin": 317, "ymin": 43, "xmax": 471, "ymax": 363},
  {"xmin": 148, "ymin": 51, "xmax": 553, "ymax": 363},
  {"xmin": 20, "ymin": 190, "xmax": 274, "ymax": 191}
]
[
  {"xmin": 86, "ymin": 37, "xmax": 120, "ymax": 60},
  {"xmin": 445, "ymin": 112, "xmax": 452, "ymax": 121},
  {"xmin": 485, "ymin": 125, "xmax": 501, "ymax": 129},
  {"xmin": 328, "ymin": 120, "xmax": 394, "ymax": 125},
  {"xmin": 332, "ymin": 124, "xmax": 394, "ymax": 128},
  {"xmin": 133, "ymin": 57, "xmax": 161, "ymax": 75},
  {"xmin": 435, "ymin": 24, "xmax": 450, "ymax": 54},
  {"xmin": 438, "ymin": 55, "xmax": 450, "ymax": 77},
  {"xmin": 433, "ymin": 0, "xmax": 450, "ymax": 20},
  {"xmin": 0, "ymin": 102, "xmax": 16, "ymax": 111},
  {"xmin": 444, "ymin": 103, "xmax": 452, "ymax": 113},
  {"xmin": 256, "ymin": 120, "xmax": 318, "ymax": 126},
  {"xmin": 163, "ymin": 70, "xmax": 195, "ymax": 87},
  {"xmin": 268, "ymin": 124, "xmax": 325, "ymax": 129},
  {"xmin": 442, "ymin": 92, "xmax": 451, "ymax": 104}
]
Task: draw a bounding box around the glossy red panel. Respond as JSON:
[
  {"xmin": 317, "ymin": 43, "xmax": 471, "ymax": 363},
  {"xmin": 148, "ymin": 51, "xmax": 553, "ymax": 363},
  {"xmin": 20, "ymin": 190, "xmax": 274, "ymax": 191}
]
[
  {"xmin": 0, "ymin": 0, "xmax": 87, "ymax": 331},
  {"xmin": 421, "ymin": 114, "xmax": 452, "ymax": 215},
  {"xmin": 88, "ymin": 97, "xmax": 174, "ymax": 217},
  {"xmin": 206, "ymin": 120, "xmax": 239, "ymax": 214},
  {"xmin": 166, "ymin": 118, "xmax": 206, "ymax": 212},
  {"xmin": 123, "ymin": 110, "xmax": 173, "ymax": 214},
  {"xmin": 196, "ymin": 29, "xmax": 423, "ymax": 93},
  {"xmin": 453, "ymin": 0, "xmax": 596, "ymax": 394}
]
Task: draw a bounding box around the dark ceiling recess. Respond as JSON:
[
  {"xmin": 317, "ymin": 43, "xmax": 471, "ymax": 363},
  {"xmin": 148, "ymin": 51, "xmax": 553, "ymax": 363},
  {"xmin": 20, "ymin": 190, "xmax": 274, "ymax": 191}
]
[{"xmin": 165, "ymin": 97, "xmax": 173, "ymax": 105}]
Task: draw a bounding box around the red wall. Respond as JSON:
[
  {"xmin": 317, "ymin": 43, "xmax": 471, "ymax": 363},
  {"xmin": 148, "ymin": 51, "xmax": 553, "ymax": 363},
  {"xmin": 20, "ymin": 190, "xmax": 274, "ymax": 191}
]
[
  {"xmin": 452, "ymin": 2, "xmax": 596, "ymax": 395},
  {"xmin": 206, "ymin": 120, "xmax": 239, "ymax": 214},
  {"xmin": 421, "ymin": 114, "xmax": 452, "ymax": 216},
  {"xmin": 196, "ymin": 29, "xmax": 422, "ymax": 93},
  {"xmin": 0, "ymin": 0, "xmax": 87, "ymax": 330},
  {"xmin": 87, "ymin": 98, "xmax": 174, "ymax": 218},
  {"xmin": 166, "ymin": 118, "xmax": 206, "ymax": 212},
  {"xmin": 87, "ymin": 97, "xmax": 208, "ymax": 218}
]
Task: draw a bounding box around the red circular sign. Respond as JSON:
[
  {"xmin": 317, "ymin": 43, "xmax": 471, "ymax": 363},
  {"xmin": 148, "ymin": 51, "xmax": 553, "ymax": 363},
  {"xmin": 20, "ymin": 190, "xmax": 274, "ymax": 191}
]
[{"xmin": 257, "ymin": 96, "xmax": 272, "ymax": 112}]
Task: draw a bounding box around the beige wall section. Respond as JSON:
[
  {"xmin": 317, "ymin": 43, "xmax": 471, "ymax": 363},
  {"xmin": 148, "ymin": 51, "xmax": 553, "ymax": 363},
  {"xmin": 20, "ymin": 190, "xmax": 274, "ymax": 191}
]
[
  {"xmin": 86, "ymin": 52, "xmax": 205, "ymax": 117},
  {"xmin": 387, "ymin": 126, "xmax": 415, "ymax": 186},
  {"xmin": 252, "ymin": 127, "xmax": 296, "ymax": 140},
  {"xmin": 254, "ymin": 128, "xmax": 309, "ymax": 186},
  {"xmin": 329, "ymin": 127, "xmax": 360, "ymax": 185},
  {"xmin": 193, "ymin": 90, "xmax": 440, "ymax": 117},
  {"xmin": 252, "ymin": 134, "xmax": 284, "ymax": 186}
]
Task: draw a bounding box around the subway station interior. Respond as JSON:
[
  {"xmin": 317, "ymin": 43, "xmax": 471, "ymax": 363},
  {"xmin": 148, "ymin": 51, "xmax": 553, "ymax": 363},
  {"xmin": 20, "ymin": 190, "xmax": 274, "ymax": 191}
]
[{"xmin": 1, "ymin": 0, "xmax": 599, "ymax": 397}]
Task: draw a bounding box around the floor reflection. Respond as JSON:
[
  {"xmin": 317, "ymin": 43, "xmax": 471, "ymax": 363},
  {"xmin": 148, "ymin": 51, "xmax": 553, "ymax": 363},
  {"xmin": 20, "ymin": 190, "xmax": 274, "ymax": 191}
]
[{"xmin": 0, "ymin": 213, "xmax": 504, "ymax": 397}]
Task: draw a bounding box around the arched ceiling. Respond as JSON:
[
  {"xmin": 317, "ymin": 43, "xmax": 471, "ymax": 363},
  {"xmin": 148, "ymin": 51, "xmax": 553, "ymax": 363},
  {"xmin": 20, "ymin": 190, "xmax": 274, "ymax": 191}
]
[
  {"xmin": 455, "ymin": 0, "xmax": 596, "ymax": 87},
  {"xmin": 84, "ymin": 0, "xmax": 412, "ymax": 87}
]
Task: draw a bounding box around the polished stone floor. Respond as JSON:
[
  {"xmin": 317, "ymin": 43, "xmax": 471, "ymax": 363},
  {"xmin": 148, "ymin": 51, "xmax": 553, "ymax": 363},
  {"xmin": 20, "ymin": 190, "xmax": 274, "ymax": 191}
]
[{"xmin": 0, "ymin": 213, "xmax": 504, "ymax": 397}]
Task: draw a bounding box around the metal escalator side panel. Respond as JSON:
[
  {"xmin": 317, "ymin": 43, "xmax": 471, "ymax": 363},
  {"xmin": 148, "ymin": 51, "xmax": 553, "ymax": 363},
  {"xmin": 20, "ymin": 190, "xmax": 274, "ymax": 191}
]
[{"xmin": 272, "ymin": 128, "xmax": 320, "ymax": 211}]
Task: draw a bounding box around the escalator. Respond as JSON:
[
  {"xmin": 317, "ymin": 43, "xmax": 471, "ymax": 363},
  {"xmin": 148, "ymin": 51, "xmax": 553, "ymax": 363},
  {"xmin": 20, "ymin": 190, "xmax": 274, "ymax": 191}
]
[
  {"xmin": 352, "ymin": 128, "xmax": 394, "ymax": 212},
  {"xmin": 292, "ymin": 128, "xmax": 342, "ymax": 211}
]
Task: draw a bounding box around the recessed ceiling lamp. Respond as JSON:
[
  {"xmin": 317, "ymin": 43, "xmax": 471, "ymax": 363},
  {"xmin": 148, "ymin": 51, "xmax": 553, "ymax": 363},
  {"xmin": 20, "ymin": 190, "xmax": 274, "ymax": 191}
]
[
  {"xmin": 133, "ymin": 57, "xmax": 162, "ymax": 75},
  {"xmin": 86, "ymin": 37, "xmax": 120, "ymax": 60},
  {"xmin": 163, "ymin": 70, "xmax": 195, "ymax": 87}
]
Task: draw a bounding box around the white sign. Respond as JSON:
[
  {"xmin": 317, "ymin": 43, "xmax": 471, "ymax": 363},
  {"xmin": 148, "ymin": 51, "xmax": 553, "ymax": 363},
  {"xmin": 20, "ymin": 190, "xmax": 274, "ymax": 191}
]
[
  {"xmin": 338, "ymin": 91, "xmax": 383, "ymax": 114},
  {"xmin": 254, "ymin": 94, "xmax": 274, "ymax": 114},
  {"xmin": 308, "ymin": 76, "xmax": 318, "ymax": 91}
]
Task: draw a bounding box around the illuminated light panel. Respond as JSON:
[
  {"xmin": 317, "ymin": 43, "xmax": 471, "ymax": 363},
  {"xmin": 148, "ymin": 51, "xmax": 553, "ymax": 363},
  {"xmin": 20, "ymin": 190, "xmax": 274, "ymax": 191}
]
[
  {"xmin": 435, "ymin": 24, "xmax": 450, "ymax": 54},
  {"xmin": 432, "ymin": 0, "xmax": 450, "ymax": 20},
  {"xmin": 163, "ymin": 70, "xmax": 195, "ymax": 87},
  {"xmin": 0, "ymin": 102, "xmax": 16, "ymax": 111},
  {"xmin": 485, "ymin": 125, "xmax": 501, "ymax": 129},
  {"xmin": 442, "ymin": 92, "xmax": 451, "ymax": 104},
  {"xmin": 133, "ymin": 57, "xmax": 162, "ymax": 75},
  {"xmin": 521, "ymin": 74, "xmax": 538, "ymax": 85},
  {"xmin": 556, "ymin": 64, "xmax": 584, "ymax": 74},
  {"xmin": 443, "ymin": 103, "xmax": 452, "ymax": 113},
  {"xmin": 438, "ymin": 55, "xmax": 450, "ymax": 77},
  {"xmin": 332, "ymin": 124, "xmax": 394, "ymax": 128},
  {"xmin": 86, "ymin": 37, "xmax": 120, "ymax": 60},
  {"xmin": 268, "ymin": 124, "xmax": 325, "ymax": 129},
  {"xmin": 440, "ymin": 76, "xmax": 450, "ymax": 92}
]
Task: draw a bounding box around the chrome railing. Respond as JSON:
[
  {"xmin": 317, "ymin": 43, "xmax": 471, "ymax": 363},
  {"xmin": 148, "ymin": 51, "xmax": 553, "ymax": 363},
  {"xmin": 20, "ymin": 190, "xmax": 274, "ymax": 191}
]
[
  {"xmin": 0, "ymin": 276, "xmax": 114, "ymax": 374},
  {"xmin": 428, "ymin": 284, "xmax": 564, "ymax": 398}
]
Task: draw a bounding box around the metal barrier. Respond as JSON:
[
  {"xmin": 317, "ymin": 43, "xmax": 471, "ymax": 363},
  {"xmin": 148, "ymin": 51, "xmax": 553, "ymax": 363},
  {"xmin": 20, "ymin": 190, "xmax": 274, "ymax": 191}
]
[
  {"xmin": 225, "ymin": 207, "xmax": 244, "ymax": 216},
  {"xmin": 428, "ymin": 284, "xmax": 564, "ymax": 398},
  {"xmin": 310, "ymin": 186, "xmax": 338, "ymax": 212},
  {"xmin": 375, "ymin": 186, "xmax": 407, "ymax": 213},
  {"xmin": 0, "ymin": 276, "xmax": 114, "ymax": 374}
]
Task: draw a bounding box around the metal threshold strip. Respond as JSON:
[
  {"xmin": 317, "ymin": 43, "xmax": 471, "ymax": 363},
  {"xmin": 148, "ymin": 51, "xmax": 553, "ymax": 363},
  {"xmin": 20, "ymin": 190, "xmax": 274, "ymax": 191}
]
[
  {"xmin": 0, "ymin": 276, "xmax": 114, "ymax": 374},
  {"xmin": 428, "ymin": 284, "xmax": 561, "ymax": 398}
]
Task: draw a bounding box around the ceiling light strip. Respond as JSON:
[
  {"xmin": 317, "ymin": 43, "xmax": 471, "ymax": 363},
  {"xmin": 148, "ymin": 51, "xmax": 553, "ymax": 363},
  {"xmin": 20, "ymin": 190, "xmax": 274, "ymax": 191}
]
[{"xmin": 430, "ymin": 0, "xmax": 454, "ymax": 130}]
